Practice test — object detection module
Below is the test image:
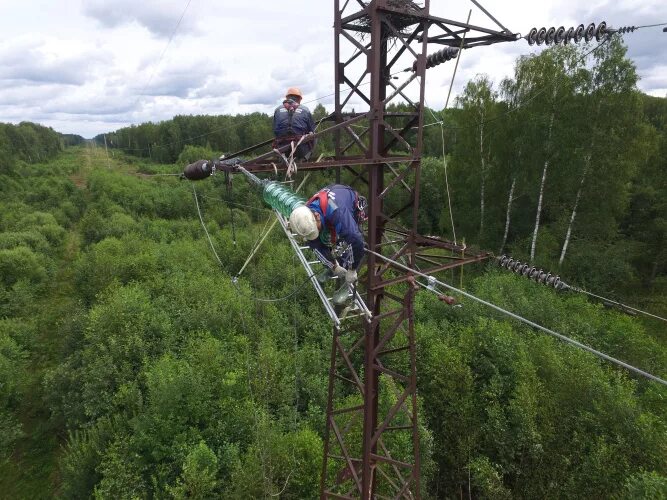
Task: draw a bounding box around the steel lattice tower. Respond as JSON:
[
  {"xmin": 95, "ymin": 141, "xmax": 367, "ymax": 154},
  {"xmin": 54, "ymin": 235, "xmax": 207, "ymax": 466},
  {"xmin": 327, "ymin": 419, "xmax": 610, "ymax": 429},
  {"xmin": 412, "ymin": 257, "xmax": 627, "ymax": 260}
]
[
  {"xmin": 319, "ymin": 1, "xmax": 512, "ymax": 498},
  {"xmin": 221, "ymin": 1, "xmax": 515, "ymax": 496}
]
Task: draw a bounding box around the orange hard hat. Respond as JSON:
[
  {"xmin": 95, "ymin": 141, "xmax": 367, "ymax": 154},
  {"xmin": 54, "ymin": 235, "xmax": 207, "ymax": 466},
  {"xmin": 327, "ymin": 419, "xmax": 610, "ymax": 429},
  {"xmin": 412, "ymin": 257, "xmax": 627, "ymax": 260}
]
[{"xmin": 286, "ymin": 87, "xmax": 303, "ymax": 98}]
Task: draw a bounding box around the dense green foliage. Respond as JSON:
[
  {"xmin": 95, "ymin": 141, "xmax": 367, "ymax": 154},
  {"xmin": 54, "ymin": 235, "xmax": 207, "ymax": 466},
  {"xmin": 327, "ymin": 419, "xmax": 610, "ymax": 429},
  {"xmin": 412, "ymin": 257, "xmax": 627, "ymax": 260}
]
[
  {"xmin": 0, "ymin": 121, "xmax": 64, "ymax": 169},
  {"xmin": 97, "ymin": 103, "xmax": 453, "ymax": 164},
  {"xmin": 418, "ymin": 273, "xmax": 666, "ymax": 498},
  {"xmin": 442, "ymin": 40, "xmax": 667, "ymax": 303},
  {"xmin": 1, "ymin": 40, "xmax": 666, "ymax": 499}
]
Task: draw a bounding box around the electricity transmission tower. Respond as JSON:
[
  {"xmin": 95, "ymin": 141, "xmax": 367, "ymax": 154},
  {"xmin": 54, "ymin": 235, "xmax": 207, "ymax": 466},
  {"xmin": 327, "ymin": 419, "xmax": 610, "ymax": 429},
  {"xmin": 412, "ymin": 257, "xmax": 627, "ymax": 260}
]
[
  {"xmin": 185, "ymin": 4, "xmax": 666, "ymax": 497},
  {"xmin": 213, "ymin": 1, "xmax": 516, "ymax": 497},
  {"xmin": 318, "ymin": 2, "xmax": 513, "ymax": 498}
]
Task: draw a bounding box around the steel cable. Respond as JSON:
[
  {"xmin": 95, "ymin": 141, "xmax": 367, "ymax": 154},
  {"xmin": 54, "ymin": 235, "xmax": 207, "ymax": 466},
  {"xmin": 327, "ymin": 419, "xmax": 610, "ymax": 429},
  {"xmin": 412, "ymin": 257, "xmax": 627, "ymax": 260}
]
[
  {"xmin": 572, "ymin": 288, "xmax": 667, "ymax": 324},
  {"xmin": 367, "ymin": 249, "xmax": 667, "ymax": 386}
]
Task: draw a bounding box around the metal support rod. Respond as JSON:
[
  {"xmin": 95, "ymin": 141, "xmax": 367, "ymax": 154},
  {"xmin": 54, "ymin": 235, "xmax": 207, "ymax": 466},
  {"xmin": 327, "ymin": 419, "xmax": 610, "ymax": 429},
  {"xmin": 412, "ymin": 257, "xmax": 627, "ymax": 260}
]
[
  {"xmin": 468, "ymin": 0, "xmax": 510, "ymax": 33},
  {"xmin": 236, "ymin": 166, "xmax": 265, "ymax": 188}
]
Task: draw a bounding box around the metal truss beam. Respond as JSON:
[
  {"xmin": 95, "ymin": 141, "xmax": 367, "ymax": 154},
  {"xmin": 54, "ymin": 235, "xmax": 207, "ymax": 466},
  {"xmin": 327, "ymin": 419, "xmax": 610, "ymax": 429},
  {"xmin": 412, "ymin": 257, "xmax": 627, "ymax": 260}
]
[{"xmin": 317, "ymin": 1, "xmax": 516, "ymax": 498}]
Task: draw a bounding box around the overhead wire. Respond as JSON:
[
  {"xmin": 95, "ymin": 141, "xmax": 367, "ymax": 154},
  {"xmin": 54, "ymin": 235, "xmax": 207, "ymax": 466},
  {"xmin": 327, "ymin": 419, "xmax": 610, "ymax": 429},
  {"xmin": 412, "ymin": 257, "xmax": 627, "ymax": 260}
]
[
  {"xmin": 134, "ymin": 0, "xmax": 193, "ymax": 107},
  {"xmin": 571, "ymin": 287, "xmax": 667, "ymax": 324},
  {"xmin": 634, "ymin": 22, "xmax": 667, "ymax": 29},
  {"xmin": 367, "ymin": 248, "xmax": 667, "ymax": 386}
]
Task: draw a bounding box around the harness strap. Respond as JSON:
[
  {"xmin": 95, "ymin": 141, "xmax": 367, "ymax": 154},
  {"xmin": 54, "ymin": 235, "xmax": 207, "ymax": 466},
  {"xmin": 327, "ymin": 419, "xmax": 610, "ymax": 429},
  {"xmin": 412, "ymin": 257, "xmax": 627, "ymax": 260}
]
[
  {"xmin": 283, "ymin": 100, "xmax": 299, "ymax": 136},
  {"xmin": 308, "ymin": 190, "xmax": 338, "ymax": 245}
]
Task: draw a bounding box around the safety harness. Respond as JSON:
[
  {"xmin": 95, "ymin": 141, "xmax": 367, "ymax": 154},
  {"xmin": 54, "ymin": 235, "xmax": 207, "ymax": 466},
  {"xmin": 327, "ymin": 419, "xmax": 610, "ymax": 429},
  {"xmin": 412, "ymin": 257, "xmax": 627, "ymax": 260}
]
[
  {"xmin": 307, "ymin": 188, "xmax": 368, "ymax": 247},
  {"xmin": 273, "ymin": 100, "xmax": 302, "ymax": 148}
]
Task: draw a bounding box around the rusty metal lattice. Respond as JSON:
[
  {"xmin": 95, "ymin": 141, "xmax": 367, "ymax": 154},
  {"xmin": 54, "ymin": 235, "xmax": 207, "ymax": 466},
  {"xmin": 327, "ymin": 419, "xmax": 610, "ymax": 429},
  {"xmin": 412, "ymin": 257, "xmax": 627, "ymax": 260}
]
[{"xmin": 228, "ymin": 1, "xmax": 516, "ymax": 497}]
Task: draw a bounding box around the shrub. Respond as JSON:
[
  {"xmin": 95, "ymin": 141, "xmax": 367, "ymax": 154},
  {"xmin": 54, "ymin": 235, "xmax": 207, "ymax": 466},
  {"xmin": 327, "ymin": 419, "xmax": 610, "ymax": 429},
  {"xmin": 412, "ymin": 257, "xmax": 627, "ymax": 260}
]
[{"xmin": 0, "ymin": 246, "xmax": 48, "ymax": 287}]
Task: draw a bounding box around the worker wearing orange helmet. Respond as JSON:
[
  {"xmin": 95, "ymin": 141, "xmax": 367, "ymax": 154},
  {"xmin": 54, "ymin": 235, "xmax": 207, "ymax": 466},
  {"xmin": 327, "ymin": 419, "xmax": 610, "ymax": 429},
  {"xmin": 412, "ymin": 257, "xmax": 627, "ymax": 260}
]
[{"xmin": 273, "ymin": 87, "xmax": 316, "ymax": 160}]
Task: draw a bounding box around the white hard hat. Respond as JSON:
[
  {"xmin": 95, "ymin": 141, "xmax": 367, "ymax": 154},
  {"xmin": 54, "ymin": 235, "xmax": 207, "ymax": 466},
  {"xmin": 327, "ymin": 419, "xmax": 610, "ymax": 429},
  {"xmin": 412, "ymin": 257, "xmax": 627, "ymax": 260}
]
[{"xmin": 289, "ymin": 206, "xmax": 318, "ymax": 241}]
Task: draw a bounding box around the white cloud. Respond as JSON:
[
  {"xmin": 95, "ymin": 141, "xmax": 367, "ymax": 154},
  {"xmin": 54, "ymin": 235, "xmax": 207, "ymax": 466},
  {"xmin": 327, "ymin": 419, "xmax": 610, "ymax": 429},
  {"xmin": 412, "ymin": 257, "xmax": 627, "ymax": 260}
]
[
  {"xmin": 0, "ymin": 0, "xmax": 664, "ymax": 137},
  {"xmin": 0, "ymin": 35, "xmax": 107, "ymax": 86},
  {"xmin": 82, "ymin": 0, "xmax": 200, "ymax": 37}
]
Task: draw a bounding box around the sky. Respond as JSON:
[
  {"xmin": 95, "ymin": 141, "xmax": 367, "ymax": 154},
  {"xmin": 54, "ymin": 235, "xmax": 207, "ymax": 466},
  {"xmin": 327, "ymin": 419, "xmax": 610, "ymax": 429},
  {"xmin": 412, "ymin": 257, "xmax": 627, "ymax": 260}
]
[{"xmin": 0, "ymin": 0, "xmax": 665, "ymax": 138}]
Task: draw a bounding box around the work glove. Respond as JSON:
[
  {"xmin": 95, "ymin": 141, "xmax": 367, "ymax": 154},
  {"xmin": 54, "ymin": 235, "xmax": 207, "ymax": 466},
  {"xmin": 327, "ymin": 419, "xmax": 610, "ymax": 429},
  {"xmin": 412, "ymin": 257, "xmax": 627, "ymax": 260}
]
[
  {"xmin": 332, "ymin": 264, "xmax": 347, "ymax": 279},
  {"xmin": 345, "ymin": 269, "xmax": 358, "ymax": 284}
]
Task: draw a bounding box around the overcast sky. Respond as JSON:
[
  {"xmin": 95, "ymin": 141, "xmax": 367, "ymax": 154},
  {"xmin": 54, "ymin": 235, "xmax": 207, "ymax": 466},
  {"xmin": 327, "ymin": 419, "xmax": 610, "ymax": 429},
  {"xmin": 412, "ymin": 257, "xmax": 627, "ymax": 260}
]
[{"xmin": 0, "ymin": 0, "xmax": 665, "ymax": 138}]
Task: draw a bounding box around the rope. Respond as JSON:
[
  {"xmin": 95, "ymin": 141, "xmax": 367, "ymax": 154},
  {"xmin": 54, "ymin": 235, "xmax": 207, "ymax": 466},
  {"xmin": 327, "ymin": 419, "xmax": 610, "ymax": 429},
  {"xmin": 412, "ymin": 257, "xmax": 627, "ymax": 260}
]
[
  {"xmin": 235, "ymin": 215, "xmax": 276, "ymax": 279},
  {"xmin": 191, "ymin": 183, "xmax": 224, "ymax": 268},
  {"xmin": 366, "ymin": 249, "xmax": 667, "ymax": 386},
  {"xmin": 270, "ymin": 471, "xmax": 293, "ymax": 497},
  {"xmin": 226, "ymin": 174, "xmax": 237, "ymax": 245},
  {"xmin": 271, "ymin": 134, "xmax": 309, "ymax": 180},
  {"xmin": 426, "ymin": 9, "xmax": 469, "ymax": 246},
  {"xmin": 441, "ymin": 122, "xmax": 457, "ymax": 245}
]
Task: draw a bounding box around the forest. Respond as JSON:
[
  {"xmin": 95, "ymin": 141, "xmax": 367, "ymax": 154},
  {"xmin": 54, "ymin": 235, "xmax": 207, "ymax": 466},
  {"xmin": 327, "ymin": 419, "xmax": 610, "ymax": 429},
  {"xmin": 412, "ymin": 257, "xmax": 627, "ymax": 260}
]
[{"xmin": 0, "ymin": 39, "xmax": 665, "ymax": 498}]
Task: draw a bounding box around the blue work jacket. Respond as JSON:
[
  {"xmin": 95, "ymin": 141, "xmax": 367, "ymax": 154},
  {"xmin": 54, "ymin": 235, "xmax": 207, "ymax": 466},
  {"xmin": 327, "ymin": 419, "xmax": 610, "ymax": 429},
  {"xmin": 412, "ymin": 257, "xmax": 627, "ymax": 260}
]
[
  {"xmin": 273, "ymin": 101, "xmax": 315, "ymax": 138},
  {"xmin": 306, "ymin": 184, "xmax": 365, "ymax": 270}
]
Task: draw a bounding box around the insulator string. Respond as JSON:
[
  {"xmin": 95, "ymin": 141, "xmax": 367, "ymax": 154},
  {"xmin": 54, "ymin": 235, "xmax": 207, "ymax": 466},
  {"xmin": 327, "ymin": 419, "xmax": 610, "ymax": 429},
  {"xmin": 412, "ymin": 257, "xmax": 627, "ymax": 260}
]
[
  {"xmin": 497, "ymin": 255, "xmax": 569, "ymax": 291},
  {"xmin": 367, "ymin": 249, "xmax": 667, "ymax": 386},
  {"xmin": 526, "ymin": 21, "xmax": 608, "ymax": 46},
  {"xmin": 496, "ymin": 255, "xmax": 667, "ymax": 323}
]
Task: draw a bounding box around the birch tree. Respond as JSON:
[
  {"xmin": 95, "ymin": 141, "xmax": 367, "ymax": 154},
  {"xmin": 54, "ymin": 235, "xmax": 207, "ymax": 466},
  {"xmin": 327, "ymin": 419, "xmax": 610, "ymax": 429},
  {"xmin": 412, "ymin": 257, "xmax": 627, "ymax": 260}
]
[
  {"xmin": 455, "ymin": 76, "xmax": 497, "ymax": 241},
  {"xmin": 504, "ymin": 47, "xmax": 581, "ymax": 263},
  {"xmin": 559, "ymin": 38, "xmax": 640, "ymax": 266},
  {"xmin": 497, "ymin": 74, "xmax": 528, "ymax": 255},
  {"xmin": 530, "ymin": 87, "xmax": 556, "ymax": 263}
]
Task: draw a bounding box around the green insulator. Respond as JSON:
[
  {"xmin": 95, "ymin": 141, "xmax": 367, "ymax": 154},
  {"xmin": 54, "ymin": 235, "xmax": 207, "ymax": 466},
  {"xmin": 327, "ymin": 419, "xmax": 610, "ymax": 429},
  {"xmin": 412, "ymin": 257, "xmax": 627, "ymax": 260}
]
[{"xmin": 262, "ymin": 182, "xmax": 306, "ymax": 218}]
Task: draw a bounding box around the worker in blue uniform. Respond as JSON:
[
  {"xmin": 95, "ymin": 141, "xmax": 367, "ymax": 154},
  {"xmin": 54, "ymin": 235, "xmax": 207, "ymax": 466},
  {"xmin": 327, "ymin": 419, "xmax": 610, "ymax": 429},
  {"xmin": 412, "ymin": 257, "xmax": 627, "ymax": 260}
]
[
  {"xmin": 273, "ymin": 87, "xmax": 316, "ymax": 160},
  {"xmin": 289, "ymin": 184, "xmax": 367, "ymax": 284}
]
